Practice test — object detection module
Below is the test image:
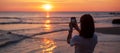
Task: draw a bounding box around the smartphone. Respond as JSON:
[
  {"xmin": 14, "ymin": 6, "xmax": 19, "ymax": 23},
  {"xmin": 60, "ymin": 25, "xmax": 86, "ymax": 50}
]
[{"xmin": 71, "ymin": 17, "xmax": 76, "ymax": 23}]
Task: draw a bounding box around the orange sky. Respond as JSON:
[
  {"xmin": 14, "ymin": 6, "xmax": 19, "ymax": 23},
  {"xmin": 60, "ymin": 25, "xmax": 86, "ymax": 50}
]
[{"xmin": 0, "ymin": 0, "xmax": 120, "ymax": 12}]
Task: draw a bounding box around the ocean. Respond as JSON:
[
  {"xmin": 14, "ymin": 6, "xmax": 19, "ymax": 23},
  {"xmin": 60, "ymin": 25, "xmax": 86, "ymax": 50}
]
[
  {"xmin": 0, "ymin": 12, "xmax": 120, "ymax": 53},
  {"xmin": 0, "ymin": 12, "xmax": 119, "ymax": 34}
]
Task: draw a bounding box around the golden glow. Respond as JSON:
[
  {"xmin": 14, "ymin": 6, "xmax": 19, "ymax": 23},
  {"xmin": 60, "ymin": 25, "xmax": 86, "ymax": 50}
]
[
  {"xmin": 42, "ymin": 4, "xmax": 53, "ymax": 11},
  {"xmin": 39, "ymin": 38, "xmax": 56, "ymax": 53},
  {"xmin": 44, "ymin": 24, "xmax": 51, "ymax": 30},
  {"xmin": 46, "ymin": 12, "xmax": 50, "ymax": 18},
  {"xmin": 35, "ymin": 38, "xmax": 56, "ymax": 53},
  {"xmin": 44, "ymin": 20, "xmax": 51, "ymax": 30},
  {"xmin": 46, "ymin": 20, "xmax": 50, "ymax": 23},
  {"xmin": 41, "ymin": 4, "xmax": 52, "ymax": 17},
  {"xmin": 46, "ymin": 15, "xmax": 50, "ymax": 18},
  {"xmin": 0, "ymin": 0, "xmax": 120, "ymax": 11}
]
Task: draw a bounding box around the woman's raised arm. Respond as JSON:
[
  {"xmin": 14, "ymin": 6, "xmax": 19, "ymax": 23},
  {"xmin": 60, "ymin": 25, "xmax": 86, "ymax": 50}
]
[{"xmin": 67, "ymin": 23, "xmax": 73, "ymax": 44}]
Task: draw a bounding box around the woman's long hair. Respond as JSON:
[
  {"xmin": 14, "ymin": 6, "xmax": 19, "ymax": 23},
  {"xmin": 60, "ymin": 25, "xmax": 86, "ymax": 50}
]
[{"xmin": 80, "ymin": 14, "xmax": 95, "ymax": 38}]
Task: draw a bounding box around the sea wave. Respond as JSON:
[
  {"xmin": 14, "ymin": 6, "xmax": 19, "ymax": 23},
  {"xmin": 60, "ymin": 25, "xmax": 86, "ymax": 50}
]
[{"xmin": 0, "ymin": 28, "xmax": 69, "ymax": 47}]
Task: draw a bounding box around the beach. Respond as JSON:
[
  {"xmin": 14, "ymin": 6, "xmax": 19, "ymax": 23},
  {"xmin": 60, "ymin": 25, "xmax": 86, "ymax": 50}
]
[
  {"xmin": 0, "ymin": 27, "xmax": 120, "ymax": 53},
  {"xmin": 0, "ymin": 12, "xmax": 120, "ymax": 53}
]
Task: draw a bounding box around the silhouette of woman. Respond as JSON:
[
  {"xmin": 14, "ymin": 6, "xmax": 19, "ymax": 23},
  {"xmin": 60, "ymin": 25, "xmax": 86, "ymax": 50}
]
[{"xmin": 67, "ymin": 14, "xmax": 98, "ymax": 53}]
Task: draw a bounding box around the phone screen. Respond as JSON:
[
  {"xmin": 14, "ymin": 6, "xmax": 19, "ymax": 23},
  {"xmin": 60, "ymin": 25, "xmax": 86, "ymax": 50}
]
[
  {"xmin": 71, "ymin": 19, "xmax": 76, "ymax": 22},
  {"xmin": 71, "ymin": 17, "xmax": 76, "ymax": 23}
]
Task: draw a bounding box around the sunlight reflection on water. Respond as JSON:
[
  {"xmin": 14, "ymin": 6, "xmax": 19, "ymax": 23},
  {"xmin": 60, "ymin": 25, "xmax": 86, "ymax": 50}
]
[
  {"xmin": 40, "ymin": 38, "xmax": 56, "ymax": 53},
  {"xmin": 44, "ymin": 19, "xmax": 52, "ymax": 31},
  {"xmin": 39, "ymin": 38, "xmax": 56, "ymax": 53}
]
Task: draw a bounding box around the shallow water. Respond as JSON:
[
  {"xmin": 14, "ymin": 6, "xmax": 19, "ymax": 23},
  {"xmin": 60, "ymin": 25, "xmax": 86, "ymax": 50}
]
[
  {"xmin": 0, "ymin": 12, "xmax": 120, "ymax": 53},
  {"xmin": 0, "ymin": 31, "xmax": 120, "ymax": 53}
]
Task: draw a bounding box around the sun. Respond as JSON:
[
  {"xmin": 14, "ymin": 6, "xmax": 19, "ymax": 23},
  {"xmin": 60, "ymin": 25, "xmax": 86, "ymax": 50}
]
[{"xmin": 42, "ymin": 4, "xmax": 53, "ymax": 11}]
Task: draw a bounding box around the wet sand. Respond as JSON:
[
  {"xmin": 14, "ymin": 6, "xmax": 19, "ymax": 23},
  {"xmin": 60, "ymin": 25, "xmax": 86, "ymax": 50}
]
[
  {"xmin": 96, "ymin": 27, "xmax": 120, "ymax": 35},
  {"xmin": 0, "ymin": 27, "xmax": 120, "ymax": 53},
  {"xmin": 37, "ymin": 27, "xmax": 120, "ymax": 53}
]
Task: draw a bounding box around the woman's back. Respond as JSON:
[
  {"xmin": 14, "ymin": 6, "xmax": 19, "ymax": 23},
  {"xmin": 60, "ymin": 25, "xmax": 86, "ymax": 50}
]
[
  {"xmin": 67, "ymin": 14, "xmax": 97, "ymax": 53},
  {"xmin": 70, "ymin": 34, "xmax": 97, "ymax": 53}
]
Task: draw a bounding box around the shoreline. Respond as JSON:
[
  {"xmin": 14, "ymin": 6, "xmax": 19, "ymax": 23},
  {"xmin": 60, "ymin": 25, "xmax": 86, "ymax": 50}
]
[
  {"xmin": 0, "ymin": 27, "xmax": 120, "ymax": 53},
  {"xmin": 0, "ymin": 27, "xmax": 120, "ymax": 45},
  {"xmin": 0, "ymin": 26, "xmax": 120, "ymax": 47},
  {"xmin": 95, "ymin": 27, "xmax": 120, "ymax": 35}
]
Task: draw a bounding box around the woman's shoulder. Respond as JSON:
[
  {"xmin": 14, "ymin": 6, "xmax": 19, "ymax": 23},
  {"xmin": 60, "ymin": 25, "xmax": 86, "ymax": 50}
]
[
  {"xmin": 93, "ymin": 33, "xmax": 98, "ymax": 39},
  {"xmin": 73, "ymin": 35, "xmax": 81, "ymax": 38},
  {"xmin": 73, "ymin": 34, "xmax": 97, "ymax": 40},
  {"xmin": 72, "ymin": 33, "xmax": 97, "ymax": 40}
]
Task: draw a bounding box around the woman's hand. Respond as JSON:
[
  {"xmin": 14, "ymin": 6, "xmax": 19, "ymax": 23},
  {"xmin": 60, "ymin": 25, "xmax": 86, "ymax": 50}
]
[
  {"xmin": 69, "ymin": 22, "xmax": 73, "ymax": 30},
  {"xmin": 67, "ymin": 22, "xmax": 73, "ymax": 44},
  {"xmin": 72, "ymin": 22, "xmax": 80, "ymax": 33}
]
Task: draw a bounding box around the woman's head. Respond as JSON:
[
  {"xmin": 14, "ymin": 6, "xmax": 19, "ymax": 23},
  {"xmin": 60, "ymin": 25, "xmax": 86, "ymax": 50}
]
[{"xmin": 80, "ymin": 14, "xmax": 95, "ymax": 38}]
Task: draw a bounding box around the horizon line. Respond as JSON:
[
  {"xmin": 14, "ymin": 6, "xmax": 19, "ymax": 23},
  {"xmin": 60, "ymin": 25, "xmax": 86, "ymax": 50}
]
[{"xmin": 0, "ymin": 11, "xmax": 120, "ymax": 13}]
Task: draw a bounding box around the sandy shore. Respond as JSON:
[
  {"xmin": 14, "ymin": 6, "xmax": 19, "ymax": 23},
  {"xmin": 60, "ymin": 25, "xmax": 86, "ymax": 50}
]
[{"xmin": 0, "ymin": 27, "xmax": 120, "ymax": 53}]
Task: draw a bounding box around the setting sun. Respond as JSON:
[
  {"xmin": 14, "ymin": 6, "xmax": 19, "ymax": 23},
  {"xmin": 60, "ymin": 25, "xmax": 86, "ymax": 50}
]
[
  {"xmin": 42, "ymin": 4, "xmax": 53, "ymax": 11},
  {"xmin": 0, "ymin": 0, "xmax": 120, "ymax": 11}
]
